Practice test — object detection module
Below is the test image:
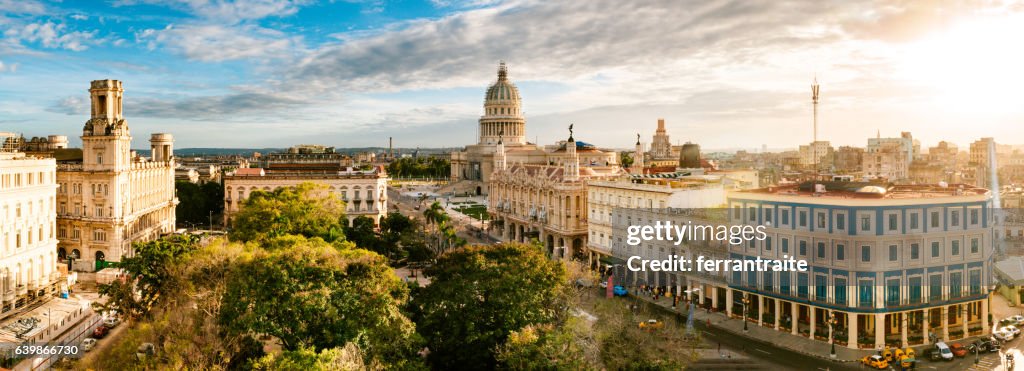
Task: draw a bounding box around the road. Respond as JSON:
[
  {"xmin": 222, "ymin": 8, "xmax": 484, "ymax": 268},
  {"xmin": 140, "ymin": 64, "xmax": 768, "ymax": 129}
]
[{"xmin": 387, "ymin": 186, "xmax": 494, "ymax": 245}]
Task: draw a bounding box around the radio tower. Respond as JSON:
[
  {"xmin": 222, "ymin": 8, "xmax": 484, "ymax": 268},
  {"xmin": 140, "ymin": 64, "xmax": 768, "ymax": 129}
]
[{"xmin": 811, "ymin": 77, "xmax": 820, "ymax": 173}]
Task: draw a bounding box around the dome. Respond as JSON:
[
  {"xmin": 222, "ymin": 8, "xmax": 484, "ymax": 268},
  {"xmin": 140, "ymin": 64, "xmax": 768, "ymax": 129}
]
[{"xmin": 485, "ymin": 62, "xmax": 521, "ymax": 102}]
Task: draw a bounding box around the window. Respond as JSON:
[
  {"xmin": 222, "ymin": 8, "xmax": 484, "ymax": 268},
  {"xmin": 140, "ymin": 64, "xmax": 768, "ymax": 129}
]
[
  {"xmin": 952, "ymin": 240, "xmax": 960, "ymax": 256},
  {"xmin": 950, "ymin": 272, "xmax": 962, "ymax": 298},
  {"xmin": 765, "ymin": 236, "xmax": 772, "ymax": 251},
  {"xmin": 836, "ymin": 244, "xmax": 845, "ymax": 260},
  {"xmin": 733, "ymin": 206, "xmax": 741, "ymax": 219},
  {"xmin": 781, "ymin": 209, "xmax": 790, "ymax": 225},
  {"xmin": 930, "ymin": 211, "xmax": 939, "ymax": 228},
  {"xmin": 909, "ymin": 276, "xmax": 922, "ymax": 304},
  {"xmin": 970, "ymin": 270, "xmax": 982, "ymax": 295},
  {"xmin": 834, "ymin": 277, "xmax": 847, "ymax": 305},
  {"xmin": 799, "ymin": 211, "xmax": 807, "ymax": 227},
  {"xmin": 910, "ymin": 213, "xmax": 920, "ymax": 229},
  {"xmin": 749, "ymin": 206, "xmax": 757, "ymax": 222},
  {"xmin": 97, "ymin": 153, "xmax": 103, "ymax": 164},
  {"xmin": 971, "ymin": 238, "xmax": 979, "ymax": 254},
  {"xmin": 861, "ymin": 245, "xmax": 871, "ymax": 262},
  {"xmin": 817, "ymin": 242, "xmax": 825, "ymax": 258},
  {"xmin": 782, "ymin": 238, "xmax": 789, "ymax": 254},
  {"xmin": 72, "ymin": 228, "xmax": 80, "ymax": 240},
  {"xmin": 799, "ymin": 240, "xmax": 807, "ymax": 256},
  {"xmin": 836, "ymin": 213, "xmax": 845, "ymax": 230},
  {"xmin": 889, "ymin": 245, "xmax": 898, "ymax": 261},
  {"xmin": 762, "ymin": 271, "xmax": 773, "ymax": 291},
  {"xmin": 780, "ymin": 271, "xmax": 790, "ymax": 294},
  {"xmin": 888, "ymin": 214, "xmax": 898, "ymax": 231},
  {"xmin": 929, "ymin": 274, "xmax": 942, "ymax": 301},
  {"xmin": 797, "ymin": 273, "xmax": 808, "ymax": 298},
  {"xmin": 931, "ymin": 242, "xmax": 940, "ymax": 258},
  {"xmin": 861, "ymin": 215, "xmax": 871, "ymax": 231},
  {"xmin": 885, "ymin": 278, "xmax": 900, "ymax": 306},
  {"xmin": 817, "ymin": 213, "xmax": 826, "ymax": 229},
  {"xmin": 911, "ymin": 243, "xmax": 920, "ymax": 259},
  {"xmin": 951, "ymin": 210, "xmax": 960, "ymax": 227},
  {"xmin": 764, "ymin": 209, "xmax": 772, "ymax": 224},
  {"xmin": 93, "ymin": 229, "xmax": 107, "ymax": 242},
  {"xmin": 815, "ymin": 274, "xmax": 827, "ymax": 300},
  {"xmin": 971, "ymin": 209, "xmax": 979, "ymax": 225},
  {"xmin": 858, "ymin": 279, "xmax": 873, "ymax": 307}
]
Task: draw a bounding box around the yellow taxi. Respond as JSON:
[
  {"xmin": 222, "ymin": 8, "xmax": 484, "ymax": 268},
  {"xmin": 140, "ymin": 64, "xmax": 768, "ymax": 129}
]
[
  {"xmin": 638, "ymin": 319, "xmax": 664, "ymax": 331},
  {"xmin": 861, "ymin": 354, "xmax": 889, "ymax": 369}
]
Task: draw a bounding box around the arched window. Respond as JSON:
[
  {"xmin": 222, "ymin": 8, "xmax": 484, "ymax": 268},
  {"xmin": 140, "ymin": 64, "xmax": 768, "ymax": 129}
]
[{"xmin": 95, "ymin": 251, "xmax": 106, "ymax": 262}]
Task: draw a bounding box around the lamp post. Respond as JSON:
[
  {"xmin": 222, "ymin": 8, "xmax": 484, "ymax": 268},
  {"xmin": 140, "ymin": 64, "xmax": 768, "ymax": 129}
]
[
  {"xmin": 742, "ymin": 293, "xmax": 750, "ymax": 332},
  {"xmin": 829, "ymin": 310, "xmax": 837, "ymax": 358}
]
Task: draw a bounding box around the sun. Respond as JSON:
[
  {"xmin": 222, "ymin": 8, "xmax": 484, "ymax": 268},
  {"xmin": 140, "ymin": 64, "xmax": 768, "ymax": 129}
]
[{"xmin": 897, "ymin": 14, "xmax": 1024, "ymax": 114}]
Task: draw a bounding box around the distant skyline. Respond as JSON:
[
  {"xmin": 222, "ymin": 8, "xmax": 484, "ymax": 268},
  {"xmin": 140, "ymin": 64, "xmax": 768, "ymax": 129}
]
[{"xmin": 2, "ymin": 1, "xmax": 1024, "ymax": 150}]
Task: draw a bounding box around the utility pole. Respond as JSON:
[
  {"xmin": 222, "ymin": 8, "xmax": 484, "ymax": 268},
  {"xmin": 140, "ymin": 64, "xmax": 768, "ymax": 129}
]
[{"xmin": 209, "ymin": 210, "xmax": 213, "ymax": 231}]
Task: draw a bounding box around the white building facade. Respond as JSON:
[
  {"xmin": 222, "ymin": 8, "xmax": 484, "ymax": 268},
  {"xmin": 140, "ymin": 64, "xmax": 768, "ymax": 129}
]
[{"xmin": 0, "ymin": 133, "xmax": 61, "ymax": 319}]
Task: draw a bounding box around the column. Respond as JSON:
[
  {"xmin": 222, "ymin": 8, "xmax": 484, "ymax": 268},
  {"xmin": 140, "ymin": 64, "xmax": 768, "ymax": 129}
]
[
  {"xmin": 758, "ymin": 296, "xmax": 764, "ymax": 325},
  {"xmin": 699, "ymin": 283, "xmax": 706, "ymax": 305},
  {"xmin": 809, "ymin": 307, "xmax": 816, "ymax": 338},
  {"xmin": 961, "ymin": 304, "xmax": 968, "ymax": 339},
  {"xmin": 901, "ymin": 312, "xmax": 909, "ymax": 348},
  {"xmin": 791, "ymin": 302, "xmax": 799, "ymax": 335},
  {"xmin": 774, "ymin": 298, "xmax": 781, "ymax": 330},
  {"xmin": 711, "ymin": 286, "xmax": 719, "ymax": 309},
  {"xmin": 874, "ymin": 313, "xmax": 885, "ymax": 350},
  {"xmin": 848, "ymin": 313, "xmax": 859, "ymax": 349},
  {"xmin": 726, "ymin": 288, "xmax": 734, "ymax": 316},
  {"xmin": 941, "ymin": 306, "xmax": 949, "ymax": 342},
  {"xmin": 982, "ymin": 299, "xmax": 990, "ymax": 334},
  {"xmin": 922, "ymin": 309, "xmax": 930, "ymax": 345}
]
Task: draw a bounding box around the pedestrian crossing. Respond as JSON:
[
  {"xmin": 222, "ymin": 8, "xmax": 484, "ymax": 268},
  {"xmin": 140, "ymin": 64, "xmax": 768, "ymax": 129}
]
[{"xmin": 967, "ymin": 356, "xmax": 998, "ymax": 370}]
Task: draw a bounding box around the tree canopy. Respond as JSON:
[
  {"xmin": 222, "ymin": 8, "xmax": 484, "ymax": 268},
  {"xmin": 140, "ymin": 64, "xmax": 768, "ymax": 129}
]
[
  {"xmin": 411, "ymin": 242, "xmax": 567, "ymax": 368},
  {"xmin": 228, "ymin": 183, "xmax": 347, "ymax": 243},
  {"xmin": 175, "ymin": 180, "xmax": 224, "ymax": 228},
  {"xmin": 219, "ymin": 236, "xmax": 422, "ymax": 367}
]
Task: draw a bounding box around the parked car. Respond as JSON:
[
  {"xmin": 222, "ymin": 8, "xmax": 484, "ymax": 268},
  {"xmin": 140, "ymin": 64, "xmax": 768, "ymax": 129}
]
[
  {"xmin": 1001, "ymin": 325, "xmax": 1021, "ymax": 338},
  {"xmin": 898, "ymin": 348, "xmax": 916, "ymax": 369},
  {"xmin": 969, "ymin": 337, "xmax": 1001, "ymax": 353},
  {"xmin": 926, "ymin": 348, "xmax": 943, "ymax": 361},
  {"xmin": 81, "ymin": 338, "xmax": 97, "ymax": 352},
  {"xmin": 949, "ymin": 342, "xmax": 968, "ymax": 357},
  {"xmin": 103, "ymin": 317, "xmax": 120, "ymax": 328},
  {"xmin": 934, "ymin": 342, "xmax": 954, "ymax": 361},
  {"xmin": 92, "ymin": 325, "xmax": 109, "ymax": 339},
  {"xmin": 1007, "ymin": 315, "xmax": 1024, "ymax": 325},
  {"xmin": 994, "ymin": 328, "xmax": 1015, "ymax": 342},
  {"xmin": 860, "ymin": 355, "xmax": 888, "ymax": 369},
  {"xmin": 613, "ymin": 285, "xmax": 628, "ymax": 296},
  {"xmin": 638, "ymin": 319, "xmax": 664, "ymax": 331}
]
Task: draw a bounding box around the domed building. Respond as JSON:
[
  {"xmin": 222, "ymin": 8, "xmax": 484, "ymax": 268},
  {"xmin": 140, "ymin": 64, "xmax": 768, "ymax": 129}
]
[{"xmin": 450, "ymin": 62, "xmax": 541, "ymax": 195}]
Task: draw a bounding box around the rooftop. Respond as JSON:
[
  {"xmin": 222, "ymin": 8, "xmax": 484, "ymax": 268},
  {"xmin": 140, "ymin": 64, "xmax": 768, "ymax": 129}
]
[{"xmin": 736, "ymin": 181, "xmax": 990, "ymax": 200}]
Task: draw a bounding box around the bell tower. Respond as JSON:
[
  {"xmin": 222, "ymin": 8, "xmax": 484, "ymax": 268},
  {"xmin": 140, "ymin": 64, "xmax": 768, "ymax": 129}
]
[{"xmin": 82, "ymin": 79, "xmax": 131, "ymax": 172}]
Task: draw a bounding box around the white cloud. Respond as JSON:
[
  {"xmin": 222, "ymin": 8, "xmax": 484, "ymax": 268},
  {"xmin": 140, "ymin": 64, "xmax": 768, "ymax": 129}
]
[
  {"xmin": 0, "ymin": 0, "xmax": 46, "ymax": 15},
  {"xmin": 0, "ymin": 60, "xmax": 18, "ymax": 73},
  {"xmin": 3, "ymin": 21, "xmax": 100, "ymax": 51},
  {"xmin": 137, "ymin": 23, "xmax": 300, "ymax": 62},
  {"xmin": 115, "ymin": 0, "xmax": 312, "ymax": 24}
]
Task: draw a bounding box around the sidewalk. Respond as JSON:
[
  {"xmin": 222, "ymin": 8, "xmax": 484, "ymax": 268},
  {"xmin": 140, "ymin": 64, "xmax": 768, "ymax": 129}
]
[{"xmin": 631, "ymin": 292, "xmax": 878, "ymax": 363}]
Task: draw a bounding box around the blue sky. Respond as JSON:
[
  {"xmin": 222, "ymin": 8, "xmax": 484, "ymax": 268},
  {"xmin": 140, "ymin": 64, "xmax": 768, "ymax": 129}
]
[{"xmin": 2, "ymin": 0, "xmax": 1024, "ymax": 150}]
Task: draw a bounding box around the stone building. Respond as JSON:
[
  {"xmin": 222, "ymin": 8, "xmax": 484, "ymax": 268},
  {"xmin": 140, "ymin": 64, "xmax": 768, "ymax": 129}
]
[
  {"xmin": 53, "ymin": 80, "xmax": 178, "ymax": 270},
  {"xmin": 613, "ymin": 181, "xmax": 994, "ymax": 350},
  {"xmin": 223, "ymin": 166, "xmax": 389, "ymax": 226},
  {"xmin": 488, "ymin": 128, "xmax": 624, "ymax": 260},
  {"xmin": 450, "ymin": 62, "xmax": 544, "ymax": 195},
  {"xmin": 647, "ymin": 119, "xmax": 678, "ymax": 167},
  {"xmin": 0, "ymin": 133, "xmax": 63, "ymax": 319}
]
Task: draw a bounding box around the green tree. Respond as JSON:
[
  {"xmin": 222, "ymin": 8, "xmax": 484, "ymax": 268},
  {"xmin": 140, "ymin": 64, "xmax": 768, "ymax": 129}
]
[
  {"xmin": 94, "ymin": 234, "xmax": 198, "ymax": 319},
  {"xmin": 250, "ymin": 344, "xmax": 378, "ymax": 371},
  {"xmin": 411, "ymin": 243, "xmax": 568, "ymax": 368},
  {"xmin": 620, "ymin": 151, "xmax": 634, "ymax": 168},
  {"xmin": 229, "ymin": 183, "xmax": 347, "ymax": 243},
  {"xmin": 345, "ymin": 215, "xmax": 380, "ymax": 253},
  {"xmin": 219, "ymin": 237, "xmax": 421, "ymax": 367},
  {"xmin": 495, "ymin": 320, "xmax": 595, "ymax": 370},
  {"xmin": 175, "ymin": 180, "xmax": 225, "ymax": 228}
]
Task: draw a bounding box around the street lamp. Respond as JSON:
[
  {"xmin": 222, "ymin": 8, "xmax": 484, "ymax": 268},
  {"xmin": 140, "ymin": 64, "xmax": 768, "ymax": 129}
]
[
  {"xmin": 829, "ymin": 310, "xmax": 837, "ymax": 358},
  {"xmin": 742, "ymin": 293, "xmax": 750, "ymax": 332}
]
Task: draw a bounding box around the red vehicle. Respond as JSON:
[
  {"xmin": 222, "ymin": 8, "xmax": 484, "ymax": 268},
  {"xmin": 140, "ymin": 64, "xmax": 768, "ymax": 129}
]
[
  {"xmin": 92, "ymin": 325, "xmax": 109, "ymax": 339},
  {"xmin": 949, "ymin": 342, "xmax": 968, "ymax": 357}
]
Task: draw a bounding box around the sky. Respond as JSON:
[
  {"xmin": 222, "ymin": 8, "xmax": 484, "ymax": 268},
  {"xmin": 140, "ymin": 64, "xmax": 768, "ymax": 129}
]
[{"xmin": 2, "ymin": 0, "xmax": 1024, "ymax": 151}]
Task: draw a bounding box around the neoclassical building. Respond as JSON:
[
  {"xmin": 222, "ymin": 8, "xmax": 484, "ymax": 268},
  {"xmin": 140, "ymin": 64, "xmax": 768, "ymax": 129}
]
[
  {"xmin": 54, "ymin": 80, "xmax": 178, "ymax": 270},
  {"xmin": 613, "ymin": 181, "xmax": 994, "ymax": 350},
  {"xmin": 450, "ymin": 62, "xmax": 543, "ymax": 195},
  {"xmin": 0, "ymin": 134, "xmax": 62, "ymax": 319},
  {"xmin": 223, "ymin": 166, "xmax": 389, "ymax": 226},
  {"xmin": 488, "ymin": 128, "xmax": 624, "ymax": 259}
]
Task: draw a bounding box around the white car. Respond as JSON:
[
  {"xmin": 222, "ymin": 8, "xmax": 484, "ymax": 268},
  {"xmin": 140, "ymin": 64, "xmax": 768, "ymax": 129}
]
[
  {"xmin": 81, "ymin": 338, "xmax": 97, "ymax": 352},
  {"xmin": 1003, "ymin": 325, "xmax": 1021, "ymax": 336},
  {"xmin": 935, "ymin": 341, "xmax": 954, "ymax": 361},
  {"xmin": 103, "ymin": 317, "xmax": 120, "ymax": 328},
  {"xmin": 1008, "ymin": 315, "xmax": 1024, "ymax": 325},
  {"xmin": 995, "ymin": 328, "xmax": 1016, "ymax": 342}
]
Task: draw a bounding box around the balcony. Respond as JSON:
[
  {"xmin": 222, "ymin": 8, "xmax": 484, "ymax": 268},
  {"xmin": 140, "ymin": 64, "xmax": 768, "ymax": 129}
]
[{"xmin": 3, "ymin": 291, "xmax": 14, "ymax": 302}]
